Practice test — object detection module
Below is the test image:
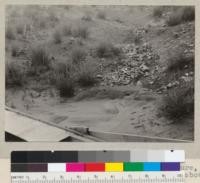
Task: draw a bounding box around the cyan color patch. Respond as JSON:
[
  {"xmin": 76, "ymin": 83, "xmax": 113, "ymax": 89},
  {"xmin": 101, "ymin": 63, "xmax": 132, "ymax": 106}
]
[{"xmin": 143, "ymin": 162, "xmax": 161, "ymax": 171}]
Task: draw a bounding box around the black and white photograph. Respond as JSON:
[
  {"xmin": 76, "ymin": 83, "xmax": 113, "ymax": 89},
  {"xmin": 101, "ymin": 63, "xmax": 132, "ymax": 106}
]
[{"xmin": 5, "ymin": 5, "xmax": 194, "ymax": 142}]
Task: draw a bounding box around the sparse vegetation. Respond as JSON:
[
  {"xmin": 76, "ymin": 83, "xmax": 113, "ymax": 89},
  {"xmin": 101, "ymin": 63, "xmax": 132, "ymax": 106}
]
[
  {"xmin": 73, "ymin": 25, "xmax": 89, "ymax": 39},
  {"xmin": 160, "ymin": 82, "xmax": 194, "ymax": 120},
  {"xmin": 6, "ymin": 62, "xmax": 24, "ymax": 88},
  {"xmin": 166, "ymin": 6, "xmax": 195, "ymax": 26},
  {"xmin": 96, "ymin": 42, "xmax": 121, "ymax": 58},
  {"xmin": 71, "ymin": 47, "xmax": 86, "ymax": 64},
  {"xmin": 30, "ymin": 46, "xmax": 50, "ymax": 68}
]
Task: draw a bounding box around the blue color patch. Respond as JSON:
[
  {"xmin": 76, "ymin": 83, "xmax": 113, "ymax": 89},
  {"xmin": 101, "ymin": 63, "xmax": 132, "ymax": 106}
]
[{"xmin": 143, "ymin": 162, "xmax": 161, "ymax": 171}]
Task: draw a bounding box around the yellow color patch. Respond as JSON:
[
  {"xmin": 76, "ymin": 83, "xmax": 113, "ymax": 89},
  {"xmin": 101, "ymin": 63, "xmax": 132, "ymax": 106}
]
[{"xmin": 105, "ymin": 162, "xmax": 123, "ymax": 172}]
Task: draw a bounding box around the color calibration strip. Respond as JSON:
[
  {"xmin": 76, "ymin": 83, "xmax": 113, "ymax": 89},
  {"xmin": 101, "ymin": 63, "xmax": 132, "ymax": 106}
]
[
  {"xmin": 11, "ymin": 150, "xmax": 184, "ymax": 173},
  {"xmin": 11, "ymin": 150, "xmax": 185, "ymax": 163},
  {"xmin": 11, "ymin": 162, "xmax": 181, "ymax": 172}
]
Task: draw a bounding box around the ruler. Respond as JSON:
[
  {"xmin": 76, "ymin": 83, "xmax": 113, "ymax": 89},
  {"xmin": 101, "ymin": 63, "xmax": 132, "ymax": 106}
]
[{"xmin": 11, "ymin": 172, "xmax": 185, "ymax": 183}]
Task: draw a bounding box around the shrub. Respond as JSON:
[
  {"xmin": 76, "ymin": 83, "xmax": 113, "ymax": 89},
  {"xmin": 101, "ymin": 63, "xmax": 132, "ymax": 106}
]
[
  {"xmin": 153, "ymin": 6, "xmax": 163, "ymax": 18},
  {"xmin": 11, "ymin": 44, "xmax": 19, "ymax": 57},
  {"xmin": 62, "ymin": 25, "xmax": 72, "ymax": 36},
  {"xmin": 6, "ymin": 26, "xmax": 15, "ymax": 40},
  {"xmin": 160, "ymin": 82, "xmax": 194, "ymax": 120},
  {"xmin": 53, "ymin": 30, "xmax": 62, "ymax": 44},
  {"xmin": 166, "ymin": 6, "xmax": 195, "ymax": 26},
  {"xmin": 71, "ymin": 47, "xmax": 86, "ymax": 64},
  {"xmin": 166, "ymin": 51, "xmax": 194, "ymax": 72},
  {"xmin": 56, "ymin": 76, "xmax": 75, "ymax": 97},
  {"xmin": 30, "ymin": 46, "xmax": 50, "ymax": 68},
  {"xmin": 77, "ymin": 61, "xmax": 98, "ymax": 87},
  {"xmin": 96, "ymin": 42, "xmax": 121, "ymax": 58},
  {"xmin": 6, "ymin": 62, "xmax": 24, "ymax": 88},
  {"xmin": 73, "ymin": 26, "xmax": 89, "ymax": 39},
  {"xmin": 97, "ymin": 11, "xmax": 106, "ymax": 20}
]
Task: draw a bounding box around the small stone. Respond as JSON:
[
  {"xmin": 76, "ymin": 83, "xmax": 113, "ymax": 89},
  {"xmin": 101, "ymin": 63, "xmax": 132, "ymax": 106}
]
[
  {"xmin": 167, "ymin": 83, "xmax": 173, "ymax": 88},
  {"xmin": 136, "ymin": 80, "xmax": 143, "ymax": 87}
]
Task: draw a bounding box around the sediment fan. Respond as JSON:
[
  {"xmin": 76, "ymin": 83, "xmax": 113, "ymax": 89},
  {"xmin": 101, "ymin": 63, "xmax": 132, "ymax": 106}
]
[{"xmin": 5, "ymin": 107, "xmax": 190, "ymax": 142}]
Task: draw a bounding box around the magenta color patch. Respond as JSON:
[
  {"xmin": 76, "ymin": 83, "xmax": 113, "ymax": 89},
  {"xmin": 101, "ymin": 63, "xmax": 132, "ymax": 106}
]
[{"xmin": 66, "ymin": 163, "xmax": 85, "ymax": 172}]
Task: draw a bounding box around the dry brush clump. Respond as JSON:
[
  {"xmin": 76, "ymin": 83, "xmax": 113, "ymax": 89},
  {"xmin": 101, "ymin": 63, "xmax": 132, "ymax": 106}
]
[
  {"xmin": 30, "ymin": 46, "xmax": 50, "ymax": 73},
  {"xmin": 166, "ymin": 6, "xmax": 195, "ymax": 26},
  {"xmin": 50, "ymin": 62, "xmax": 76, "ymax": 97},
  {"xmin": 96, "ymin": 42, "xmax": 121, "ymax": 58},
  {"xmin": 166, "ymin": 51, "xmax": 194, "ymax": 72},
  {"xmin": 6, "ymin": 62, "xmax": 25, "ymax": 88},
  {"xmin": 160, "ymin": 81, "xmax": 194, "ymax": 120},
  {"xmin": 56, "ymin": 75, "xmax": 75, "ymax": 97},
  {"xmin": 76, "ymin": 60, "xmax": 98, "ymax": 87},
  {"xmin": 11, "ymin": 44, "xmax": 19, "ymax": 57},
  {"xmin": 71, "ymin": 47, "xmax": 87, "ymax": 64},
  {"xmin": 153, "ymin": 6, "xmax": 164, "ymax": 18}
]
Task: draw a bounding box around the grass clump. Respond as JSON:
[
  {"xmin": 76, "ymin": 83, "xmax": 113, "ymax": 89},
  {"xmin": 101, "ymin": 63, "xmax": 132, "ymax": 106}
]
[
  {"xmin": 30, "ymin": 46, "xmax": 50, "ymax": 69},
  {"xmin": 73, "ymin": 26, "xmax": 89, "ymax": 39},
  {"xmin": 82, "ymin": 13, "xmax": 92, "ymax": 21},
  {"xmin": 6, "ymin": 62, "xmax": 24, "ymax": 88},
  {"xmin": 97, "ymin": 10, "xmax": 106, "ymax": 20},
  {"xmin": 166, "ymin": 6, "xmax": 195, "ymax": 26},
  {"xmin": 16, "ymin": 23, "xmax": 24, "ymax": 34},
  {"xmin": 6, "ymin": 26, "xmax": 15, "ymax": 40},
  {"xmin": 53, "ymin": 30, "xmax": 62, "ymax": 44},
  {"xmin": 96, "ymin": 42, "xmax": 121, "ymax": 58},
  {"xmin": 71, "ymin": 47, "xmax": 86, "ymax": 64},
  {"xmin": 160, "ymin": 82, "xmax": 194, "ymax": 120},
  {"xmin": 62, "ymin": 25, "xmax": 72, "ymax": 36}
]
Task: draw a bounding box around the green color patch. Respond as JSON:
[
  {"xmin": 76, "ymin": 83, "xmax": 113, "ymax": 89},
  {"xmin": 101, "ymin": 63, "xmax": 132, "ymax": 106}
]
[{"xmin": 123, "ymin": 162, "xmax": 144, "ymax": 171}]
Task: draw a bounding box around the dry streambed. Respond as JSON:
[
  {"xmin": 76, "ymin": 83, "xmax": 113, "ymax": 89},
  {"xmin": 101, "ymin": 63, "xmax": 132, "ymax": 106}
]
[{"xmin": 6, "ymin": 85, "xmax": 193, "ymax": 141}]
